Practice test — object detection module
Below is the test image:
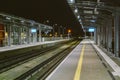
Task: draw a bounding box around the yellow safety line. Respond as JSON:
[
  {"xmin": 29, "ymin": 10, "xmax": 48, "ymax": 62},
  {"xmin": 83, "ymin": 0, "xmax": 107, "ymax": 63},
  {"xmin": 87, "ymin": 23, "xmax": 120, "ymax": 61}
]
[{"xmin": 74, "ymin": 45, "xmax": 85, "ymax": 80}]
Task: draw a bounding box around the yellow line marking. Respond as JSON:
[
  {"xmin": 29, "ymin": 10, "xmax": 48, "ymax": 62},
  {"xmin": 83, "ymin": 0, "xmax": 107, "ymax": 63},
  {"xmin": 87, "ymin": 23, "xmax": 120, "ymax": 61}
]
[{"xmin": 74, "ymin": 45, "xmax": 85, "ymax": 80}]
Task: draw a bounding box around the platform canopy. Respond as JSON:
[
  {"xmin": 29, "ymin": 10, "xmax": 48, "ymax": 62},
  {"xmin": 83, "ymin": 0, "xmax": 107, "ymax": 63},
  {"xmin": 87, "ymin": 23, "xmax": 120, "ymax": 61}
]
[
  {"xmin": 67, "ymin": 0, "xmax": 120, "ymax": 32},
  {"xmin": 0, "ymin": 13, "xmax": 53, "ymax": 31}
]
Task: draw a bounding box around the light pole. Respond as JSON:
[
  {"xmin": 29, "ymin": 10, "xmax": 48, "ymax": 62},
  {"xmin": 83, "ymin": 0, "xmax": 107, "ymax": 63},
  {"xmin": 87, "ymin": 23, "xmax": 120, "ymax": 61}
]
[
  {"xmin": 63, "ymin": 27, "xmax": 66, "ymax": 37},
  {"xmin": 84, "ymin": 29, "xmax": 86, "ymax": 39},
  {"xmin": 68, "ymin": 29, "xmax": 71, "ymax": 39},
  {"xmin": 60, "ymin": 26, "xmax": 63, "ymax": 37},
  {"xmin": 54, "ymin": 24, "xmax": 58, "ymax": 37},
  {"xmin": 44, "ymin": 20, "xmax": 49, "ymax": 25},
  {"xmin": 52, "ymin": 25, "xmax": 55, "ymax": 37},
  {"xmin": 60, "ymin": 26, "xmax": 66, "ymax": 38}
]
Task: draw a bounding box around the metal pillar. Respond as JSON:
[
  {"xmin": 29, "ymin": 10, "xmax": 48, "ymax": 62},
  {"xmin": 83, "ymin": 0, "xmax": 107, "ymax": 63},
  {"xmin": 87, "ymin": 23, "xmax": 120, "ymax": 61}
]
[
  {"xmin": 58, "ymin": 26, "xmax": 60, "ymax": 37},
  {"xmin": 107, "ymin": 19, "xmax": 112, "ymax": 52},
  {"xmin": 100, "ymin": 25, "xmax": 103, "ymax": 46},
  {"xmin": 18, "ymin": 27, "xmax": 22, "ymax": 45},
  {"xmin": 94, "ymin": 28, "xmax": 96, "ymax": 43},
  {"xmin": 26, "ymin": 27, "xmax": 30, "ymax": 44},
  {"xmin": 96, "ymin": 27, "xmax": 99, "ymax": 45},
  {"xmin": 114, "ymin": 12, "xmax": 119, "ymax": 57},
  {"xmin": 84, "ymin": 30, "xmax": 86, "ymax": 38},
  {"xmin": 96, "ymin": 26, "xmax": 101, "ymax": 45},
  {"xmin": 106, "ymin": 22, "xmax": 109, "ymax": 50},
  {"xmin": 52, "ymin": 25, "xmax": 55, "ymax": 37},
  {"xmin": 7, "ymin": 24, "xmax": 11, "ymax": 46},
  {"xmin": 102, "ymin": 24, "xmax": 106, "ymax": 47},
  {"xmin": 38, "ymin": 26, "xmax": 42, "ymax": 42},
  {"xmin": 33, "ymin": 30, "xmax": 37, "ymax": 43}
]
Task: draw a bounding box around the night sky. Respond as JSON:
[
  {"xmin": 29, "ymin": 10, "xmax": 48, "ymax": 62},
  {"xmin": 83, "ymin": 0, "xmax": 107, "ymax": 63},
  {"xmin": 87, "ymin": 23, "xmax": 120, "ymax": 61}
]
[{"xmin": 0, "ymin": 0, "xmax": 84, "ymax": 36}]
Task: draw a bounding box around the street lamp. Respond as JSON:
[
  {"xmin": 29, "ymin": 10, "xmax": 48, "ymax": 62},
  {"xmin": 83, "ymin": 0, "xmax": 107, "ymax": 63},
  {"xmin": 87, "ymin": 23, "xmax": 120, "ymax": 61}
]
[
  {"xmin": 52, "ymin": 24, "xmax": 58, "ymax": 37},
  {"xmin": 46, "ymin": 20, "xmax": 49, "ymax": 23},
  {"xmin": 54, "ymin": 24, "xmax": 59, "ymax": 36},
  {"xmin": 68, "ymin": 29, "xmax": 71, "ymax": 39},
  {"xmin": 43, "ymin": 20, "xmax": 50, "ymax": 25},
  {"xmin": 74, "ymin": 8, "xmax": 78, "ymax": 13}
]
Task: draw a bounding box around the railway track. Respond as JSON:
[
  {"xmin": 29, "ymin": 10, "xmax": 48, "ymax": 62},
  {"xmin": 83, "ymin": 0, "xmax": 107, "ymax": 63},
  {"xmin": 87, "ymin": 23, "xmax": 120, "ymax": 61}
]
[
  {"xmin": 0, "ymin": 45, "xmax": 60, "ymax": 73},
  {"xmin": 15, "ymin": 40, "xmax": 80, "ymax": 80},
  {"xmin": 0, "ymin": 40, "xmax": 72, "ymax": 73},
  {"xmin": 0, "ymin": 39, "xmax": 81, "ymax": 80}
]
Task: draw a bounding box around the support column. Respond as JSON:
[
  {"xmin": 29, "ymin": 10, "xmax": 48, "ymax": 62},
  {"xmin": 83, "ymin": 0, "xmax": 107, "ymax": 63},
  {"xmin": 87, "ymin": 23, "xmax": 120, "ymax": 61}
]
[
  {"xmin": 94, "ymin": 28, "xmax": 97, "ymax": 43},
  {"xmin": 100, "ymin": 25, "xmax": 104, "ymax": 46},
  {"xmin": 105, "ymin": 21, "xmax": 108, "ymax": 49},
  {"xmin": 8, "ymin": 24, "xmax": 11, "ymax": 46},
  {"xmin": 18, "ymin": 27, "xmax": 22, "ymax": 45},
  {"xmin": 39, "ymin": 29, "xmax": 42, "ymax": 42},
  {"xmin": 103, "ymin": 25, "xmax": 106, "ymax": 47},
  {"xmin": 97, "ymin": 26, "xmax": 100, "ymax": 45},
  {"xmin": 114, "ymin": 12, "xmax": 120, "ymax": 57},
  {"xmin": 26, "ymin": 27, "xmax": 30, "ymax": 44},
  {"xmin": 107, "ymin": 19, "xmax": 112, "ymax": 52}
]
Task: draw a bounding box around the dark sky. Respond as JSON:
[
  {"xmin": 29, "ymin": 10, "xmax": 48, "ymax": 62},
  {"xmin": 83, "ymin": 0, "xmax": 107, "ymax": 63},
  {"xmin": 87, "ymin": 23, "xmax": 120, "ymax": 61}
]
[{"xmin": 0, "ymin": 0, "xmax": 84, "ymax": 36}]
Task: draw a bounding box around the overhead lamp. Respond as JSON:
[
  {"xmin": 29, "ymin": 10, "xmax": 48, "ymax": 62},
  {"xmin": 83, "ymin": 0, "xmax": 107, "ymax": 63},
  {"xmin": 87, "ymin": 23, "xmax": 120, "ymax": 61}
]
[
  {"xmin": 84, "ymin": 10, "xmax": 93, "ymax": 14},
  {"xmin": 84, "ymin": 7, "xmax": 94, "ymax": 9},
  {"xmin": 74, "ymin": 9, "xmax": 78, "ymax": 13},
  {"xmin": 69, "ymin": 0, "xmax": 75, "ymax": 3},
  {"xmin": 79, "ymin": 19, "xmax": 81, "ymax": 22},
  {"xmin": 55, "ymin": 24, "xmax": 57, "ymax": 26},
  {"xmin": 70, "ymin": 0, "xmax": 73, "ymax": 2},
  {"xmin": 46, "ymin": 20, "xmax": 49, "ymax": 23},
  {"xmin": 6, "ymin": 17, "xmax": 11, "ymax": 20},
  {"xmin": 77, "ymin": 16, "xmax": 80, "ymax": 19},
  {"xmin": 21, "ymin": 20, "xmax": 24, "ymax": 23},
  {"xmin": 90, "ymin": 20, "xmax": 96, "ymax": 23}
]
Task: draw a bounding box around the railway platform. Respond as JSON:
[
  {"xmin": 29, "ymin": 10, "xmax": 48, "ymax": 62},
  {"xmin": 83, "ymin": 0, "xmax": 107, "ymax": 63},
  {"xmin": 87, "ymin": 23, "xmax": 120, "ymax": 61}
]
[
  {"xmin": 0, "ymin": 39, "xmax": 68, "ymax": 52},
  {"xmin": 46, "ymin": 39, "xmax": 120, "ymax": 80}
]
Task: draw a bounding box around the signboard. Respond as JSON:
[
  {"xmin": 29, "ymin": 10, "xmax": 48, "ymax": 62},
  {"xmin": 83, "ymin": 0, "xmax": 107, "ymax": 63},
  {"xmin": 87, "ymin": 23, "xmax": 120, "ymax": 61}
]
[
  {"xmin": 31, "ymin": 29, "xmax": 37, "ymax": 33},
  {"xmin": 88, "ymin": 28, "xmax": 94, "ymax": 32}
]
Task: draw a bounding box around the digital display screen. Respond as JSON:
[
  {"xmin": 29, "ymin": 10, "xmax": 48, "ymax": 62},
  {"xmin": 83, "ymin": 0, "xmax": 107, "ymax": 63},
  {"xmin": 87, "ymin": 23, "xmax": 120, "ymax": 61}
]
[
  {"xmin": 88, "ymin": 28, "xmax": 94, "ymax": 32},
  {"xmin": 31, "ymin": 29, "xmax": 37, "ymax": 33}
]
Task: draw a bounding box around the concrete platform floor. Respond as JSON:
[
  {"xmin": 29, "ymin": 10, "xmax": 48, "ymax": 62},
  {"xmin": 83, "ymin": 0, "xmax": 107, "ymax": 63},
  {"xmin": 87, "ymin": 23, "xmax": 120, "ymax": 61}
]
[
  {"xmin": 46, "ymin": 40, "xmax": 113, "ymax": 80},
  {"xmin": 80, "ymin": 44, "xmax": 112, "ymax": 80}
]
